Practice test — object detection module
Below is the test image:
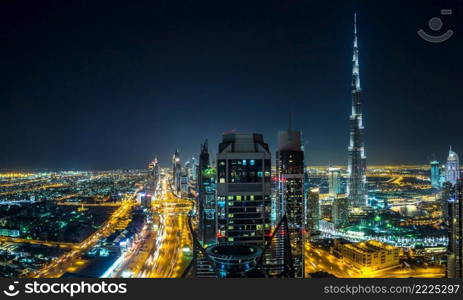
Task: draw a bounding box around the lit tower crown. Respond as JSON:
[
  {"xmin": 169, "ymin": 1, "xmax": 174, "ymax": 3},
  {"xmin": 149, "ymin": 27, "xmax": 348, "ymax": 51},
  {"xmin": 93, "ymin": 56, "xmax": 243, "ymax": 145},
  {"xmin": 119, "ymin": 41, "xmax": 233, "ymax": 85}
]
[
  {"xmin": 347, "ymin": 13, "xmax": 368, "ymax": 208},
  {"xmin": 446, "ymin": 146, "xmax": 460, "ymax": 185}
]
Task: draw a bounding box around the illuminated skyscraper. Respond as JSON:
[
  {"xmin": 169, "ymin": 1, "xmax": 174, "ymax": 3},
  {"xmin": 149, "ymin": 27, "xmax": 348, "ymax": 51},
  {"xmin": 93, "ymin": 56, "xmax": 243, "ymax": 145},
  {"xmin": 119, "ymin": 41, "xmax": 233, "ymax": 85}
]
[
  {"xmin": 184, "ymin": 160, "xmax": 191, "ymax": 177},
  {"xmin": 347, "ymin": 14, "xmax": 368, "ymax": 208},
  {"xmin": 192, "ymin": 133, "xmax": 294, "ymax": 278},
  {"xmin": 148, "ymin": 156, "xmax": 160, "ymax": 189},
  {"xmin": 430, "ymin": 160, "xmax": 441, "ymax": 189},
  {"xmin": 191, "ymin": 156, "xmax": 198, "ymax": 181},
  {"xmin": 328, "ymin": 167, "xmax": 342, "ymax": 197},
  {"xmin": 332, "ymin": 197, "xmax": 349, "ymax": 229},
  {"xmin": 172, "ymin": 149, "xmax": 181, "ymax": 193},
  {"xmin": 194, "ymin": 140, "xmax": 217, "ymax": 278},
  {"xmin": 441, "ymin": 182, "xmax": 453, "ymax": 225},
  {"xmin": 276, "ymin": 126, "xmax": 305, "ymax": 277},
  {"xmin": 197, "ymin": 140, "xmax": 217, "ymax": 246},
  {"xmin": 447, "ymin": 180, "xmax": 462, "ymax": 278},
  {"xmin": 446, "ymin": 147, "xmax": 460, "ymax": 186},
  {"xmin": 306, "ymin": 189, "xmax": 320, "ymax": 232},
  {"xmin": 216, "ymin": 133, "xmax": 272, "ymax": 247}
]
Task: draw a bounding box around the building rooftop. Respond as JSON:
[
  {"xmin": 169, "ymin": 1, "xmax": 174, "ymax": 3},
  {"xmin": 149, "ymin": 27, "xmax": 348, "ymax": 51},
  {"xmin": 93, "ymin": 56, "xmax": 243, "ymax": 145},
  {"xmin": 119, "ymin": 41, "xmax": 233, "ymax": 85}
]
[{"xmin": 343, "ymin": 240, "xmax": 397, "ymax": 255}]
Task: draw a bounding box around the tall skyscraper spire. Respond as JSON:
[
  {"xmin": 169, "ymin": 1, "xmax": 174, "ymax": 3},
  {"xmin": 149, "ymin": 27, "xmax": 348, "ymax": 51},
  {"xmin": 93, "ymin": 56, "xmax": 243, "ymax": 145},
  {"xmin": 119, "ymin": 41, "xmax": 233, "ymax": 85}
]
[
  {"xmin": 352, "ymin": 13, "xmax": 361, "ymax": 92},
  {"xmin": 347, "ymin": 13, "xmax": 368, "ymax": 208}
]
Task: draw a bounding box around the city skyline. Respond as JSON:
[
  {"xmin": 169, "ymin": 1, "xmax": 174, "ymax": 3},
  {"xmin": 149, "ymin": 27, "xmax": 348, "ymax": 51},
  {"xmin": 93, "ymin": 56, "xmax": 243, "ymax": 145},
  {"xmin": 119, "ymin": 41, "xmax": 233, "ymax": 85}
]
[
  {"xmin": 1, "ymin": 0, "xmax": 462, "ymax": 282},
  {"xmin": 0, "ymin": 1, "xmax": 462, "ymax": 170}
]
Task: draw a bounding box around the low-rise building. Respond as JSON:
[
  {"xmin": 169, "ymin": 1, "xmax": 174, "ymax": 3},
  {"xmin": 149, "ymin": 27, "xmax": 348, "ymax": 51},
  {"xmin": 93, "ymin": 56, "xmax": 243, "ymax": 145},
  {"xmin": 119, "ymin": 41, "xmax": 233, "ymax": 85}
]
[{"xmin": 333, "ymin": 240, "xmax": 400, "ymax": 271}]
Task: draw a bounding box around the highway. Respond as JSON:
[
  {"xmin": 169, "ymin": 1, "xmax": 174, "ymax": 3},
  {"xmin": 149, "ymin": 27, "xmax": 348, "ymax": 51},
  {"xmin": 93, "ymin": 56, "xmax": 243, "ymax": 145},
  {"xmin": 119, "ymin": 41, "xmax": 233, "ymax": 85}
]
[
  {"xmin": 137, "ymin": 178, "xmax": 192, "ymax": 278},
  {"xmin": 106, "ymin": 176, "xmax": 192, "ymax": 278}
]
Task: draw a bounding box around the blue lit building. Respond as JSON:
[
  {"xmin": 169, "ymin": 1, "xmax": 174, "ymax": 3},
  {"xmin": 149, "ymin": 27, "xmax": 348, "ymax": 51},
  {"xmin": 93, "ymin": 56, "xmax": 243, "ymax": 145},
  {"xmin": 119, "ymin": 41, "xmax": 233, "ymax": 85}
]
[
  {"xmin": 430, "ymin": 160, "xmax": 441, "ymax": 189},
  {"xmin": 197, "ymin": 140, "xmax": 217, "ymax": 246},
  {"xmin": 446, "ymin": 147, "xmax": 460, "ymax": 186},
  {"xmin": 193, "ymin": 140, "xmax": 217, "ymax": 278}
]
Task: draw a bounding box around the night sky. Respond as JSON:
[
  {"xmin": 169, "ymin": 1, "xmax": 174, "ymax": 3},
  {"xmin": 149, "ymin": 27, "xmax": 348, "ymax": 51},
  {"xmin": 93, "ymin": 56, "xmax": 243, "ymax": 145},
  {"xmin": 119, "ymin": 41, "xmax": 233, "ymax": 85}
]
[{"xmin": 1, "ymin": 0, "xmax": 462, "ymax": 170}]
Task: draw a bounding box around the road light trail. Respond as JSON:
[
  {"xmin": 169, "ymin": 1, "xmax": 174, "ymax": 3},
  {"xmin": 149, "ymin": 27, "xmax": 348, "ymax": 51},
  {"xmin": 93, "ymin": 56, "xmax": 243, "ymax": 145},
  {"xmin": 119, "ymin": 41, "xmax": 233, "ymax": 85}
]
[{"xmin": 136, "ymin": 177, "xmax": 193, "ymax": 278}]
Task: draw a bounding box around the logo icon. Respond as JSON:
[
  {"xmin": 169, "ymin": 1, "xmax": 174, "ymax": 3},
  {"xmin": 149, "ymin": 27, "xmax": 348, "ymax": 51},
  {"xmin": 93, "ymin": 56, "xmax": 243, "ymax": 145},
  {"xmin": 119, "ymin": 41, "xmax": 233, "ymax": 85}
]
[
  {"xmin": 418, "ymin": 9, "xmax": 454, "ymax": 43},
  {"xmin": 3, "ymin": 282, "xmax": 20, "ymax": 297}
]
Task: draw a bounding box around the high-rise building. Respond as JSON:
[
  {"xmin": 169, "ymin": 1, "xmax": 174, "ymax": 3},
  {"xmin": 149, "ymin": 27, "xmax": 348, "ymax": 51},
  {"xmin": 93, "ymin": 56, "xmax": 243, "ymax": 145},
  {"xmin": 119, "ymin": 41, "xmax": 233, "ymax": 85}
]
[
  {"xmin": 446, "ymin": 147, "xmax": 460, "ymax": 186},
  {"xmin": 306, "ymin": 189, "xmax": 320, "ymax": 232},
  {"xmin": 216, "ymin": 133, "xmax": 272, "ymax": 247},
  {"xmin": 441, "ymin": 182, "xmax": 453, "ymax": 225},
  {"xmin": 332, "ymin": 197, "xmax": 349, "ymax": 229},
  {"xmin": 184, "ymin": 160, "xmax": 192, "ymax": 179},
  {"xmin": 197, "ymin": 140, "xmax": 217, "ymax": 246},
  {"xmin": 172, "ymin": 149, "xmax": 182, "ymax": 193},
  {"xmin": 184, "ymin": 157, "xmax": 198, "ymax": 182},
  {"xmin": 193, "ymin": 140, "xmax": 217, "ymax": 278},
  {"xmin": 328, "ymin": 167, "xmax": 342, "ymax": 197},
  {"xmin": 276, "ymin": 127, "xmax": 305, "ymax": 277},
  {"xmin": 180, "ymin": 171, "xmax": 189, "ymax": 195},
  {"xmin": 447, "ymin": 180, "xmax": 462, "ymax": 278},
  {"xmin": 430, "ymin": 160, "xmax": 441, "ymax": 189},
  {"xmin": 148, "ymin": 156, "xmax": 160, "ymax": 190},
  {"xmin": 440, "ymin": 172, "xmax": 447, "ymax": 188},
  {"xmin": 347, "ymin": 14, "xmax": 368, "ymax": 208},
  {"xmin": 191, "ymin": 156, "xmax": 198, "ymax": 181}
]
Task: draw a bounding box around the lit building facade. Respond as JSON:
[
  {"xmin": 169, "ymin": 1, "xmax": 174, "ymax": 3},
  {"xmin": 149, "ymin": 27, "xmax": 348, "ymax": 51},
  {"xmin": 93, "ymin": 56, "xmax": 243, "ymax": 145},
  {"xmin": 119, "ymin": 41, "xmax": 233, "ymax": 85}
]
[
  {"xmin": 276, "ymin": 128, "xmax": 305, "ymax": 277},
  {"xmin": 332, "ymin": 196, "xmax": 349, "ymax": 229},
  {"xmin": 333, "ymin": 240, "xmax": 400, "ymax": 271},
  {"xmin": 447, "ymin": 180, "xmax": 462, "ymax": 278},
  {"xmin": 216, "ymin": 133, "xmax": 272, "ymax": 247},
  {"xmin": 430, "ymin": 160, "xmax": 441, "ymax": 189},
  {"xmin": 347, "ymin": 14, "xmax": 368, "ymax": 208},
  {"xmin": 446, "ymin": 147, "xmax": 460, "ymax": 186},
  {"xmin": 172, "ymin": 149, "xmax": 182, "ymax": 193},
  {"xmin": 328, "ymin": 167, "xmax": 342, "ymax": 197},
  {"xmin": 306, "ymin": 189, "xmax": 320, "ymax": 232},
  {"xmin": 441, "ymin": 182, "xmax": 453, "ymax": 224},
  {"xmin": 180, "ymin": 171, "xmax": 189, "ymax": 195},
  {"xmin": 194, "ymin": 140, "xmax": 217, "ymax": 278},
  {"xmin": 197, "ymin": 140, "xmax": 217, "ymax": 246},
  {"xmin": 191, "ymin": 156, "xmax": 198, "ymax": 181},
  {"xmin": 184, "ymin": 160, "xmax": 192, "ymax": 180},
  {"xmin": 148, "ymin": 156, "xmax": 160, "ymax": 190}
]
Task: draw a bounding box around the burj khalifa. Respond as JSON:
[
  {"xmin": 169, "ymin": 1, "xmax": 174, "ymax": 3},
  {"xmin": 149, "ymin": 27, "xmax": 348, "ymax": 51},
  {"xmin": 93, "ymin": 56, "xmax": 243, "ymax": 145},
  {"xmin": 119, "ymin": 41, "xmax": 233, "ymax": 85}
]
[{"xmin": 347, "ymin": 14, "xmax": 368, "ymax": 208}]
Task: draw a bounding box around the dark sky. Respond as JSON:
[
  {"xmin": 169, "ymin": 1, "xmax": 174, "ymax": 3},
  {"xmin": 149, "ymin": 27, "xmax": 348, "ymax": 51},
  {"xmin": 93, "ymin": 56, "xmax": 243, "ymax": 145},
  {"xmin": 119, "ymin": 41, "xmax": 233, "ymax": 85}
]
[{"xmin": 1, "ymin": 0, "xmax": 462, "ymax": 170}]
